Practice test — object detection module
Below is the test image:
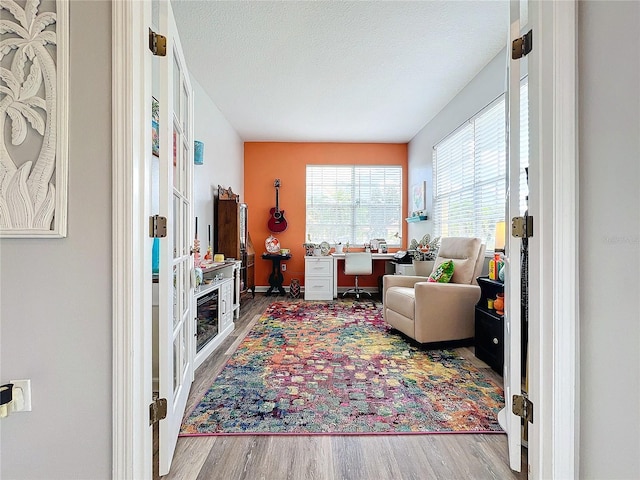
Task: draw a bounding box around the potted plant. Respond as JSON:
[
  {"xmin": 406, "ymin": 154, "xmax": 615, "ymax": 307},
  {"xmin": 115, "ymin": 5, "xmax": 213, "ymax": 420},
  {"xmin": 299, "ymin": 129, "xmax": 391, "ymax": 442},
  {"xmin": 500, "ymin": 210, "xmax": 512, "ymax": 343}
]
[{"xmin": 409, "ymin": 234, "xmax": 440, "ymax": 276}]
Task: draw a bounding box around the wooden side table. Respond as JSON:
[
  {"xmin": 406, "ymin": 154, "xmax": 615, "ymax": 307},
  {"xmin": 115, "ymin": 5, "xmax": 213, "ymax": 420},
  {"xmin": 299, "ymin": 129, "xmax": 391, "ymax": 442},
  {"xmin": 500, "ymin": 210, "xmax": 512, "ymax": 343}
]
[
  {"xmin": 261, "ymin": 253, "xmax": 292, "ymax": 296},
  {"xmin": 475, "ymin": 276, "xmax": 504, "ymax": 374}
]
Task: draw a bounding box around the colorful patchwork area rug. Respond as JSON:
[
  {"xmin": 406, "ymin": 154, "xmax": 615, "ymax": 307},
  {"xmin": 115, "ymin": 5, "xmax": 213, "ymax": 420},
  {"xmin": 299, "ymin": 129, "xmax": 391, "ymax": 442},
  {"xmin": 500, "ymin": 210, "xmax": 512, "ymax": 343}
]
[{"xmin": 180, "ymin": 301, "xmax": 504, "ymax": 436}]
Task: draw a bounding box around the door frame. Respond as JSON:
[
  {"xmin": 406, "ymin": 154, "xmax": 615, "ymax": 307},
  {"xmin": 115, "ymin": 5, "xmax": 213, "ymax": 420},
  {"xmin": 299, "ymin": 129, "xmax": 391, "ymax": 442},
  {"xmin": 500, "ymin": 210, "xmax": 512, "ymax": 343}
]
[
  {"xmin": 112, "ymin": 1, "xmax": 153, "ymax": 479},
  {"xmin": 527, "ymin": 0, "xmax": 579, "ymax": 478},
  {"xmin": 111, "ymin": 1, "xmax": 579, "ymax": 478}
]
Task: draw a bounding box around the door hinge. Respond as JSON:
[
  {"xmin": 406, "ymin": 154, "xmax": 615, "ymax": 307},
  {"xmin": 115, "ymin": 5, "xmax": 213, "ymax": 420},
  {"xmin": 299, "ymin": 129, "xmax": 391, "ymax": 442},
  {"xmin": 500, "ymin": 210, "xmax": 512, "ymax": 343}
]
[
  {"xmin": 149, "ymin": 28, "xmax": 167, "ymax": 56},
  {"xmin": 149, "ymin": 397, "xmax": 167, "ymax": 425},
  {"xmin": 512, "ymin": 215, "xmax": 533, "ymax": 238},
  {"xmin": 512, "ymin": 29, "xmax": 533, "ymax": 59},
  {"xmin": 149, "ymin": 215, "xmax": 168, "ymax": 238},
  {"xmin": 513, "ymin": 393, "xmax": 534, "ymax": 423}
]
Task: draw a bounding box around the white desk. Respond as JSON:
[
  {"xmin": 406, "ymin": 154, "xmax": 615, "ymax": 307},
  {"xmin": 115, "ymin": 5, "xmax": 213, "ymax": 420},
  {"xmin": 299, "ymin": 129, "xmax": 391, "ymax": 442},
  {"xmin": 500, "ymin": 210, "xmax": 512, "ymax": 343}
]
[{"xmin": 331, "ymin": 252, "xmax": 395, "ymax": 298}]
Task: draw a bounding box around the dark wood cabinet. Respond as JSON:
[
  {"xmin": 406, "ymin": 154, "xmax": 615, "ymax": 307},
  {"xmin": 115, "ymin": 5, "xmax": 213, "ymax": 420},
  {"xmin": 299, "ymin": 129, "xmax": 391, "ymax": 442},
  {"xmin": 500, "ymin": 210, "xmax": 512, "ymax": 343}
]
[
  {"xmin": 216, "ymin": 198, "xmax": 255, "ymax": 297},
  {"xmin": 475, "ymin": 276, "xmax": 504, "ymax": 374}
]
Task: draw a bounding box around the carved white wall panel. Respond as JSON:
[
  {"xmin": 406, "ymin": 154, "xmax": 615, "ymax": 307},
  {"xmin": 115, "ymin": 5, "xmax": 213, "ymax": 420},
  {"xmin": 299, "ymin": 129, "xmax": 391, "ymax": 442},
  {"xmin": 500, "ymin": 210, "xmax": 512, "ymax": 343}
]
[{"xmin": 0, "ymin": 0, "xmax": 68, "ymax": 237}]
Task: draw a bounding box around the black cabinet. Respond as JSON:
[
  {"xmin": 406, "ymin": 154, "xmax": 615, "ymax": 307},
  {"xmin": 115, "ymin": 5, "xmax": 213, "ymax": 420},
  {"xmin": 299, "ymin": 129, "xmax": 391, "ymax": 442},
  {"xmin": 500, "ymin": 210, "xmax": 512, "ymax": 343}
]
[
  {"xmin": 216, "ymin": 196, "xmax": 255, "ymax": 297},
  {"xmin": 475, "ymin": 276, "xmax": 504, "ymax": 374}
]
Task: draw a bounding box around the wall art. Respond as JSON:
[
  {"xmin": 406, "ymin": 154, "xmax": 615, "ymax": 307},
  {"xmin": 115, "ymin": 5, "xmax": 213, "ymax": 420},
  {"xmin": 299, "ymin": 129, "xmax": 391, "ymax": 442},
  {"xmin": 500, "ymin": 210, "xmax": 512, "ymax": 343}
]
[
  {"xmin": 410, "ymin": 181, "xmax": 426, "ymax": 215},
  {"xmin": 0, "ymin": 0, "xmax": 69, "ymax": 237}
]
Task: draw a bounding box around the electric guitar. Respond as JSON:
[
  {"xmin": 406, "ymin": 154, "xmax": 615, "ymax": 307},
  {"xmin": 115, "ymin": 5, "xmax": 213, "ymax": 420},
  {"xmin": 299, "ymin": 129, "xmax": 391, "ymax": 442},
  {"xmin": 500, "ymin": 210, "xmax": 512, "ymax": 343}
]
[{"xmin": 268, "ymin": 179, "xmax": 288, "ymax": 233}]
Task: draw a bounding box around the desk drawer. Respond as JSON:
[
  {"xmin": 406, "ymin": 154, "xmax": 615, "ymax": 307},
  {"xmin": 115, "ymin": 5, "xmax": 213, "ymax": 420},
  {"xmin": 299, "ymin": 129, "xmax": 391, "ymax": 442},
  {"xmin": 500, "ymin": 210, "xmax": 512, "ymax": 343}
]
[
  {"xmin": 304, "ymin": 277, "xmax": 333, "ymax": 300},
  {"xmin": 304, "ymin": 257, "xmax": 332, "ymax": 276}
]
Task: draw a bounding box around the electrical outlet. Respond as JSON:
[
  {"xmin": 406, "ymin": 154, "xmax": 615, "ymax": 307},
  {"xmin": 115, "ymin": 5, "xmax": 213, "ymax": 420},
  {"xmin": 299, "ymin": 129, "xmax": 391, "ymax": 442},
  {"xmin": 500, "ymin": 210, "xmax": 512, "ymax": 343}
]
[
  {"xmin": 281, "ymin": 264, "xmax": 286, "ymax": 271},
  {"xmin": 10, "ymin": 379, "xmax": 31, "ymax": 412}
]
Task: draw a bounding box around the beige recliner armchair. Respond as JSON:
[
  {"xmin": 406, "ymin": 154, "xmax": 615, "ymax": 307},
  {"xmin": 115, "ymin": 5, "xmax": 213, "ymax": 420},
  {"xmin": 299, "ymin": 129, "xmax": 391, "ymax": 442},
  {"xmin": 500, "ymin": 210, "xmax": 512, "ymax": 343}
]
[{"xmin": 383, "ymin": 237, "xmax": 486, "ymax": 344}]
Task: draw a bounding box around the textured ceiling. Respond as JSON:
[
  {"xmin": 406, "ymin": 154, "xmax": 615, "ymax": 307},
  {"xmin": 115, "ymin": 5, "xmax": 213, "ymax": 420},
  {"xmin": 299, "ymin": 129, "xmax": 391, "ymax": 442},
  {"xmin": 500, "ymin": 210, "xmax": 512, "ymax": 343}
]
[{"xmin": 171, "ymin": 1, "xmax": 507, "ymax": 143}]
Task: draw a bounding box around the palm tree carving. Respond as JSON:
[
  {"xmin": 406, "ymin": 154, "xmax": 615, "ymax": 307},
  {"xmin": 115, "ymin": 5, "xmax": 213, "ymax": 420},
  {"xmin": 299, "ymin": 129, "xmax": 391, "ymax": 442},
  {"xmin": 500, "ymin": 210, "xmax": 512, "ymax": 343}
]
[{"xmin": 0, "ymin": 0, "xmax": 57, "ymax": 230}]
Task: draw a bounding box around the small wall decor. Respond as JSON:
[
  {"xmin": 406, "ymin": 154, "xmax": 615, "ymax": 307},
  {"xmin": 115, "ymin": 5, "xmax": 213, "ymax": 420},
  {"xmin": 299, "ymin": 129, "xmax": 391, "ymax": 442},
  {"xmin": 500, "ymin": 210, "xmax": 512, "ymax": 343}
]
[
  {"xmin": 194, "ymin": 140, "xmax": 204, "ymax": 165},
  {"xmin": 152, "ymin": 97, "xmax": 159, "ymax": 157},
  {"xmin": 410, "ymin": 181, "xmax": 426, "ymax": 215},
  {"xmin": 0, "ymin": 0, "xmax": 69, "ymax": 237}
]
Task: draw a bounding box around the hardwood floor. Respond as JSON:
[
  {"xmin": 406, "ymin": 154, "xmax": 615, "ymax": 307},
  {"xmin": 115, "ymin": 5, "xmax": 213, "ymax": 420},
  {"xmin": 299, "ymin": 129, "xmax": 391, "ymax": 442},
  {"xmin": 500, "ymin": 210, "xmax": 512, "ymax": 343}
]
[{"xmin": 164, "ymin": 293, "xmax": 527, "ymax": 480}]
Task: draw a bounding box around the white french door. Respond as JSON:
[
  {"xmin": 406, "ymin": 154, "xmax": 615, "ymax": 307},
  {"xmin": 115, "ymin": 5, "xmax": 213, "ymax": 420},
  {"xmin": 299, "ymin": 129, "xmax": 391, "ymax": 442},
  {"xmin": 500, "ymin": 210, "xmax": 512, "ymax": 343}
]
[
  {"xmin": 157, "ymin": 0, "xmax": 195, "ymax": 475},
  {"xmin": 498, "ymin": 0, "xmax": 528, "ymax": 473}
]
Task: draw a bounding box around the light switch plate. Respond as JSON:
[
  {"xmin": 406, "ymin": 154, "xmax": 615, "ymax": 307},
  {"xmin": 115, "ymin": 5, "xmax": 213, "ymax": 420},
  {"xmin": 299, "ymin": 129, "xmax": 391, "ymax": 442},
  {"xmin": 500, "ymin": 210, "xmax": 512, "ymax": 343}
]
[{"xmin": 10, "ymin": 379, "xmax": 31, "ymax": 412}]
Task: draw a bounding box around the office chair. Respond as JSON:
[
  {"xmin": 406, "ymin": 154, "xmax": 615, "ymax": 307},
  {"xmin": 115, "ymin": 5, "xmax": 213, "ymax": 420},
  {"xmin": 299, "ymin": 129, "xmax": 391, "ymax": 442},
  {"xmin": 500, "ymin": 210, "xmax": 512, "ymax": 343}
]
[{"xmin": 342, "ymin": 252, "xmax": 373, "ymax": 299}]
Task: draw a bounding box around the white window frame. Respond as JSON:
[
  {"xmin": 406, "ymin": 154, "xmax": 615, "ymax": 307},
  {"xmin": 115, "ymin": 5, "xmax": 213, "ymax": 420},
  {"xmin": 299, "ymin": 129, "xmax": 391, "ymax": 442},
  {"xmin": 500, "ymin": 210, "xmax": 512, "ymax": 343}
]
[{"xmin": 305, "ymin": 165, "xmax": 402, "ymax": 246}]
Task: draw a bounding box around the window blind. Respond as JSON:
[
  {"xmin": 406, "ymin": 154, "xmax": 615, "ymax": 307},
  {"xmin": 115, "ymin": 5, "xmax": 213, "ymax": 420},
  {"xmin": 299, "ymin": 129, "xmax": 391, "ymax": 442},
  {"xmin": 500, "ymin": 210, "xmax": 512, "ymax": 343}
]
[
  {"xmin": 306, "ymin": 165, "xmax": 402, "ymax": 246},
  {"xmin": 433, "ymin": 98, "xmax": 506, "ymax": 248},
  {"xmin": 433, "ymin": 80, "xmax": 529, "ymax": 250}
]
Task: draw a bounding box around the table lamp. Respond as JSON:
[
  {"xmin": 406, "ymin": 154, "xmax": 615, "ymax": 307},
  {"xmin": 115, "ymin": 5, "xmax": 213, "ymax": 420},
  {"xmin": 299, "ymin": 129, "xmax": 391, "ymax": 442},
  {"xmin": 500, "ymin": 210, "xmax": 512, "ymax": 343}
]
[{"xmin": 494, "ymin": 220, "xmax": 506, "ymax": 253}]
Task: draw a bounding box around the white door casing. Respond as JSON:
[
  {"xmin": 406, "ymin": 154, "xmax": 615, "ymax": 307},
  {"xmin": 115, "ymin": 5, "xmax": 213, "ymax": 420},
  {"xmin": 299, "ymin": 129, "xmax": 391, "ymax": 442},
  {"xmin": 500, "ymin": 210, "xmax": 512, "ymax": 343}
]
[
  {"xmin": 112, "ymin": 1, "xmax": 153, "ymax": 479},
  {"xmin": 527, "ymin": 1, "xmax": 579, "ymax": 478},
  {"xmin": 157, "ymin": 1, "xmax": 195, "ymax": 475}
]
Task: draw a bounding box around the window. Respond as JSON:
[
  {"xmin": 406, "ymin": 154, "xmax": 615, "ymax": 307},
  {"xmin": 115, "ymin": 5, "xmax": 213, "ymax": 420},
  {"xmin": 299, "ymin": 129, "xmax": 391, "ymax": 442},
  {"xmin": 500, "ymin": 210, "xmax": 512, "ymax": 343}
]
[
  {"xmin": 306, "ymin": 165, "xmax": 402, "ymax": 246},
  {"xmin": 433, "ymin": 80, "xmax": 529, "ymax": 251}
]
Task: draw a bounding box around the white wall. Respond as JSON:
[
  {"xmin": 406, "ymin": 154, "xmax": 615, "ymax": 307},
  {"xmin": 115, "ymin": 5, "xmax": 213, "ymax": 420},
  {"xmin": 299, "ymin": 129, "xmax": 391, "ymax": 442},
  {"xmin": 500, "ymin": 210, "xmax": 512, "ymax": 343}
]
[
  {"xmin": 578, "ymin": 1, "xmax": 640, "ymax": 477},
  {"xmin": 0, "ymin": 1, "xmax": 112, "ymax": 478},
  {"xmin": 407, "ymin": 49, "xmax": 506, "ymax": 245},
  {"xmin": 191, "ymin": 77, "xmax": 244, "ymax": 245}
]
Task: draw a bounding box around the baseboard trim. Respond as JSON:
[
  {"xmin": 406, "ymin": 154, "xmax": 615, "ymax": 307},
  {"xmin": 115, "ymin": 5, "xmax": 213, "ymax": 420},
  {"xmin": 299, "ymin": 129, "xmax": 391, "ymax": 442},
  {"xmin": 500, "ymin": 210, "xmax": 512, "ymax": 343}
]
[{"xmin": 254, "ymin": 286, "xmax": 380, "ymax": 293}]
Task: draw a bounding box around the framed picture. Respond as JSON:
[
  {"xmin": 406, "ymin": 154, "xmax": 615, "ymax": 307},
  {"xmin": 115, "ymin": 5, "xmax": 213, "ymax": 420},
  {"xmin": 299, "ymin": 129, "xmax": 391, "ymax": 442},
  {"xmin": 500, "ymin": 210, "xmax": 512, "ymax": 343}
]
[
  {"xmin": 152, "ymin": 97, "xmax": 159, "ymax": 157},
  {"xmin": 410, "ymin": 181, "xmax": 426, "ymax": 214},
  {"xmin": 194, "ymin": 140, "xmax": 204, "ymax": 165}
]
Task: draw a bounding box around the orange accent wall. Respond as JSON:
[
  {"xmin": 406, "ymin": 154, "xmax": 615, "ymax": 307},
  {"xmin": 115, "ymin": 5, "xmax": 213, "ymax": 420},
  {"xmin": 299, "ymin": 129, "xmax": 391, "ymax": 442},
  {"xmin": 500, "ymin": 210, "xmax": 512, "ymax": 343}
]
[{"xmin": 244, "ymin": 143, "xmax": 408, "ymax": 291}]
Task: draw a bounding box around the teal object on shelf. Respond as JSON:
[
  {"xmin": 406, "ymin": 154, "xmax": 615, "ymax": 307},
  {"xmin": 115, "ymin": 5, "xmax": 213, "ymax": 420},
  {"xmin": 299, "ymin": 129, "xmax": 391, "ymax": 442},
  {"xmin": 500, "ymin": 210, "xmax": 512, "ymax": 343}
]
[
  {"xmin": 405, "ymin": 215, "xmax": 428, "ymax": 223},
  {"xmin": 194, "ymin": 140, "xmax": 204, "ymax": 165}
]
